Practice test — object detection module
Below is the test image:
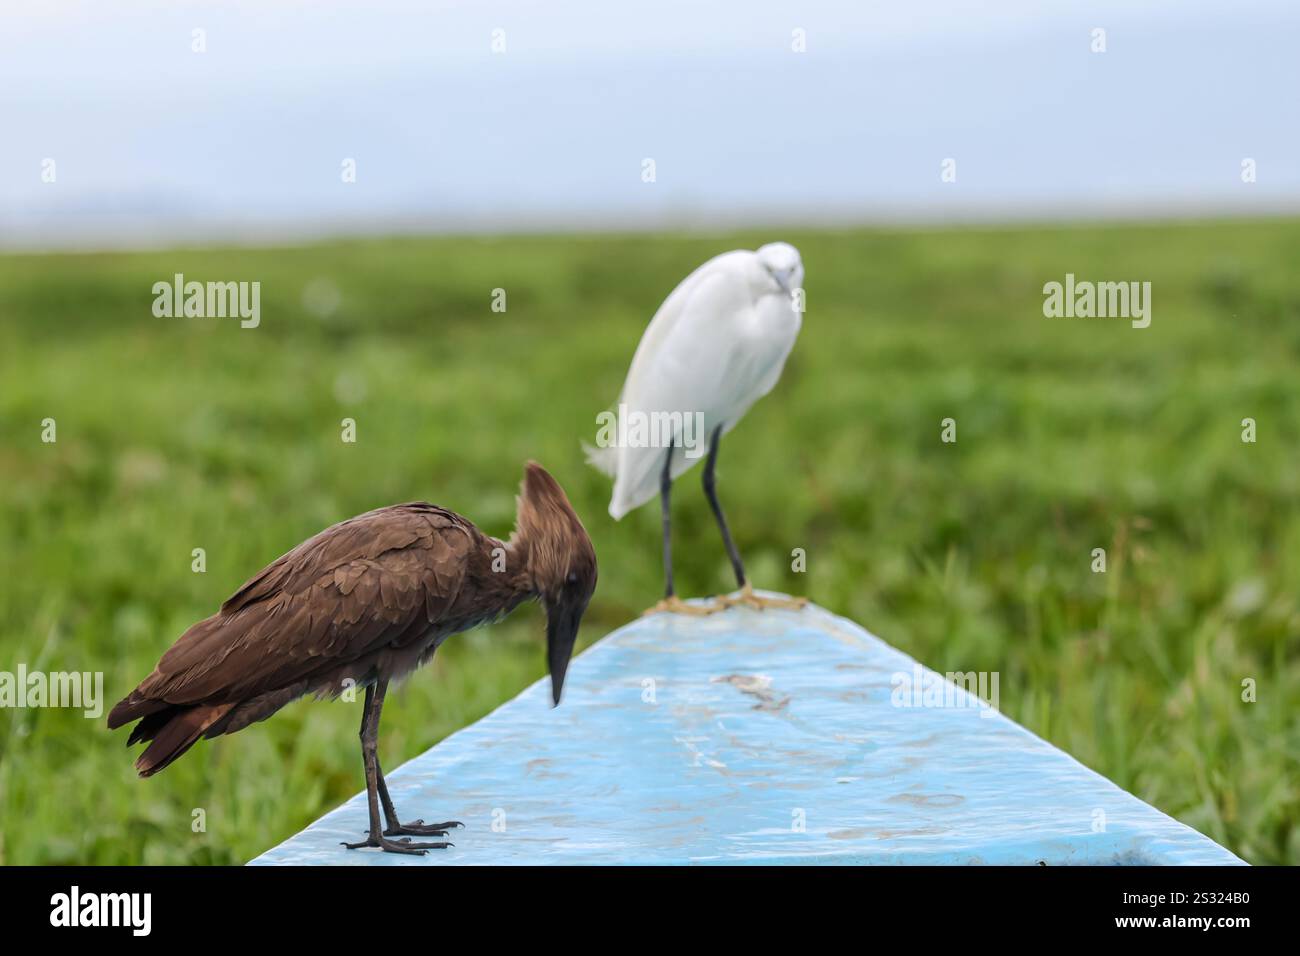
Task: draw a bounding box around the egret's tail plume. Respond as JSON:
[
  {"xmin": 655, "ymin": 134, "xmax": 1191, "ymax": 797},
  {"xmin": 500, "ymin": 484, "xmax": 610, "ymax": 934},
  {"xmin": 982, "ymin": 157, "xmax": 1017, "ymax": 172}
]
[
  {"xmin": 582, "ymin": 441, "xmax": 618, "ymax": 478},
  {"xmin": 584, "ymin": 439, "xmax": 636, "ymax": 521}
]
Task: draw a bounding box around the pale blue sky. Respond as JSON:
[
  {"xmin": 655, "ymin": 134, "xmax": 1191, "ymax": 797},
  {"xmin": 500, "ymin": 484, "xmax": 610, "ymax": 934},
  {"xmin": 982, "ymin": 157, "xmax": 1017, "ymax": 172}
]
[{"xmin": 1, "ymin": 0, "xmax": 1297, "ymax": 248}]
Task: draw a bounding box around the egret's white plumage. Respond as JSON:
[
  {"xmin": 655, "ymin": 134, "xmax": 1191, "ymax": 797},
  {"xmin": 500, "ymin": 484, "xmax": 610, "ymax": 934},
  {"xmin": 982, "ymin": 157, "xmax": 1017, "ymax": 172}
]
[{"xmin": 589, "ymin": 242, "xmax": 804, "ymax": 520}]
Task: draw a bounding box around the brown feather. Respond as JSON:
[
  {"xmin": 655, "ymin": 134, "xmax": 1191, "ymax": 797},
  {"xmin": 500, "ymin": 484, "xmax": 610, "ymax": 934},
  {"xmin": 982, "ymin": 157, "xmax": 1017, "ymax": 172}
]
[{"xmin": 135, "ymin": 703, "xmax": 234, "ymax": 777}]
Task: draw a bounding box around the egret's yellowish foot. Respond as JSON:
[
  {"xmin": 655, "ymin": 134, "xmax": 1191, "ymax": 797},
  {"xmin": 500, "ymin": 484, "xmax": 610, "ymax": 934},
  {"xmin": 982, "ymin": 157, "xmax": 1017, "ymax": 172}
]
[
  {"xmin": 715, "ymin": 583, "xmax": 807, "ymax": 611},
  {"xmin": 641, "ymin": 595, "xmax": 718, "ymax": 617}
]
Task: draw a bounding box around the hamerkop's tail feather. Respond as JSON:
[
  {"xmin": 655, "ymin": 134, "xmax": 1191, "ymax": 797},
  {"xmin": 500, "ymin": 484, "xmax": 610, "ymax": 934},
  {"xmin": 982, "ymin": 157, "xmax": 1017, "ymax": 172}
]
[
  {"xmin": 130, "ymin": 702, "xmax": 234, "ymax": 777},
  {"xmin": 107, "ymin": 693, "xmax": 167, "ymax": 731}
]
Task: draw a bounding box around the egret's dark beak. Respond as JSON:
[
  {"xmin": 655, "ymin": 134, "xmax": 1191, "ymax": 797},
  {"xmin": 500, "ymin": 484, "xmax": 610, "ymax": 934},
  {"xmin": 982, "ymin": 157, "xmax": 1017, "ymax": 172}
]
[{"xmin": 545, "ymin": 597, "xmax": 585, "ymax": 706}]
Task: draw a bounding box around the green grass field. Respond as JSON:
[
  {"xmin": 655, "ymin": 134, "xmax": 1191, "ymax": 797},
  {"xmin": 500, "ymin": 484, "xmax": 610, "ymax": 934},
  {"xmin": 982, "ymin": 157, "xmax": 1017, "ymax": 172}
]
[{"xmin": 1, "ymin": 221, "xmax": 1297, "ymax": 865}]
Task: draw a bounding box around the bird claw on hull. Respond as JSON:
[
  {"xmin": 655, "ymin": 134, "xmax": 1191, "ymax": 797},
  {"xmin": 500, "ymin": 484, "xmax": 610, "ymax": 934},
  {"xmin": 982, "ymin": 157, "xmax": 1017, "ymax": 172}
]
[
  {"xmin": 342, "ymin": 835, "xmax": 454, "ymax": 855},
  {"xmin": 713, "ymin": 583, "xmax": 808, "ymax": 612},
  {"xmin": 384, "ymin": 819, "xmax": 464, "ymax": 838},
  {"xmin": 641, "ymin": 587, "xmax": 807, "ymax": 616},
  {"xmin": 641, "ymin": 595, "xmax": 719, "ymax": 617}
]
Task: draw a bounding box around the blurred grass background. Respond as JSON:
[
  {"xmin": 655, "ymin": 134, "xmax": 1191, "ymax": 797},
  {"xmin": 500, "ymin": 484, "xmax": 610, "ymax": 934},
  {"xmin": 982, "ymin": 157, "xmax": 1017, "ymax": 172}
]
[{"xmin": 0, "ymin": 221, "xmax": 1296, "ymax": 865}]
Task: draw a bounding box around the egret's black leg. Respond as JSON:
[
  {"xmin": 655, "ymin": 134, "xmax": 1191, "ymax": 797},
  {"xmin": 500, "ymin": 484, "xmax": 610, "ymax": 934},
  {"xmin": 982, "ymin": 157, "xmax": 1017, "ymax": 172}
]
[
  {"xmin": 703, "ymin": 425, "xmax": 747, "ymax": 589},
  {"xmin": 342, "ymin": 681, "xmax": 453, "ymax": 854},
  {"xmin": 703, "ymin": 426, "xmax": 807, "ymax": 612},
  {"xmin": 644, "ymin": 436, "xmax": 712, "ymax": 615},
  {"xmin": 661, "ymin": 435, "xmax": 676, "ymax": 598}
]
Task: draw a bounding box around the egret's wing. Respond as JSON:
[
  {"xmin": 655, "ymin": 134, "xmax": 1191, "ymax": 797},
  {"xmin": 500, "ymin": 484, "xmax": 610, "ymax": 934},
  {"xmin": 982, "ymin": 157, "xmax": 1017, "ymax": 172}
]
[
  {"xmin": 618, "ymin": 251, "xmax": 750, "ymax": 408},
  {"xmin": 586, "ymin": 254, "xmax": 738, "ymax": 481},
  {"xmin": 609, "ymin": 255, "xmax": 760, "ymax": 516}
]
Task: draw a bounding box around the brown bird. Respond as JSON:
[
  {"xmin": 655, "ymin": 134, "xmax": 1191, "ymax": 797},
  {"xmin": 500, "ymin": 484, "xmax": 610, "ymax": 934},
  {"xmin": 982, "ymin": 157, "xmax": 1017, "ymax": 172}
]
[{"xmin": 108, "ymin": 462, "xmax": 597, "ymax": 855}]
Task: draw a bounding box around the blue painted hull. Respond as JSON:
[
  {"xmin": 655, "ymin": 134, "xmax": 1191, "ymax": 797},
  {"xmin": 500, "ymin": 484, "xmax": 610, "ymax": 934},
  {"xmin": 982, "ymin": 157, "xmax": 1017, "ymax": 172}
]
[{"xmin": 251, "ymin": 599, "xmax": 1244, "ymax": 865}]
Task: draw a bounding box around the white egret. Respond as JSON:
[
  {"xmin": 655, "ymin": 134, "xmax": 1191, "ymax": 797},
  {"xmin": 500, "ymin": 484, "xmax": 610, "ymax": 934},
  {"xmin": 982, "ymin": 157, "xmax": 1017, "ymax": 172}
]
[{"xmin": 587, "ymin": 242, "xmax": 807, "ymax": 614}]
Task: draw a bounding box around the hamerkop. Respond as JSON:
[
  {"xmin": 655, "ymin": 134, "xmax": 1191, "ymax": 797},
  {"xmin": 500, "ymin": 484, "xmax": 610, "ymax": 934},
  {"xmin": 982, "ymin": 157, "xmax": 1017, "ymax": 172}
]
[{"xmin": 109, "ymin": 462, "xmax": 597, "ymax": 854}]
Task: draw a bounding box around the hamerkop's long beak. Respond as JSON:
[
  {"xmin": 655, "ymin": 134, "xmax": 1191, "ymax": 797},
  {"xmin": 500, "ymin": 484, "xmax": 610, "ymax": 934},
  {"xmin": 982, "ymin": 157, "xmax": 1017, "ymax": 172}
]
[{"xmin": 545, "ymin": 596, "xmax": 583, "ymax": 706}]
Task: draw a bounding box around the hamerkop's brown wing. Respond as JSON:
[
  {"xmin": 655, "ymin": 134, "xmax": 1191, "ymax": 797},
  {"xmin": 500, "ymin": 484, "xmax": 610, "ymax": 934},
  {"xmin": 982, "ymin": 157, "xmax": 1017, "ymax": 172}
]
[{"xmin": 108, "ymin": 503, "xmax": 473, "ymax": 776}]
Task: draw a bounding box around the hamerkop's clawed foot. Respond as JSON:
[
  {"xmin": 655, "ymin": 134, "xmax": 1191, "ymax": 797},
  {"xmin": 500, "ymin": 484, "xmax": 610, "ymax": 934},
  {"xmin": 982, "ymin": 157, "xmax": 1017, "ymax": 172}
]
[
  {"xmin": 342, "ymin": 834, "xmax": 453, "ymax": 854},
  {"xmin": 384, "ymin": 819, "xmax": 464, "ymax": 838}
]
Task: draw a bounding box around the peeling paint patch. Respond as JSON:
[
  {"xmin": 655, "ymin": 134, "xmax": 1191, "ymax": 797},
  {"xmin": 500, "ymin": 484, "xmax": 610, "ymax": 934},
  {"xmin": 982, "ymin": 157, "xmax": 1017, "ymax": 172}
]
[
  {"xmin": 673, "ymin": 735, "xmax": 728, "ymax": 770},
  {"xmin": 828, "ymin": 828, "xmax": 870, "ymax": 840},
  {"xmin": 712, "ymin": 673, "xmax": 791, "ymax": 712},
  {"xmin": 888, "ymin": 792, "xmax": 965, "ymax": 808},
  {"xmin": 875, "ymin": 826, "xmax": 948, "ymax": 839}
]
